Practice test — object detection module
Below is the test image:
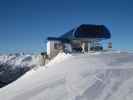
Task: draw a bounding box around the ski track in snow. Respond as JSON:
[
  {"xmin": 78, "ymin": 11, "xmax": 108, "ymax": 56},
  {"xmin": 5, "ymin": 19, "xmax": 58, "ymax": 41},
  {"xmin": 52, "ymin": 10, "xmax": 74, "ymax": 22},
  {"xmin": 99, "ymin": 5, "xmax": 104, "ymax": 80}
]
[{"xmin": 0, "ymin": 51, "xmax": 133, "ymax": 100}]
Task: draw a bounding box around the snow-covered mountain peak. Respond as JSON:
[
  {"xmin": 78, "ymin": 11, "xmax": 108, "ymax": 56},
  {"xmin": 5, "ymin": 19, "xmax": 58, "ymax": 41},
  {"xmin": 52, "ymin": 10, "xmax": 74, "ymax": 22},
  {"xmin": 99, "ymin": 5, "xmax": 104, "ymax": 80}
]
[{"xmin": 0, "ymin": 51, "xmax": 133, "ymax": 100}]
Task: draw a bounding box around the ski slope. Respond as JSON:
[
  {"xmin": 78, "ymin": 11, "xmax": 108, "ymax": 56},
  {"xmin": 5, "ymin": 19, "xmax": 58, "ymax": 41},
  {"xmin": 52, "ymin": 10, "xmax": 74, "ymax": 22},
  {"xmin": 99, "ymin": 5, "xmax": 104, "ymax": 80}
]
[{"xmin": 0, "ymin": 51, "xmax": 133, "ymax": 100}]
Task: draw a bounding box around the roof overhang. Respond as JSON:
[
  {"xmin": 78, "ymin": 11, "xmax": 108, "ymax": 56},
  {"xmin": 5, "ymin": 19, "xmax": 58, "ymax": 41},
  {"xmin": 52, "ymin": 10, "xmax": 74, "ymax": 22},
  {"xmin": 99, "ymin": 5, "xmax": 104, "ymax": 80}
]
[
  {"xmin": 60, "ymin": 24, "xmax": 111, "ymax": 40},
  {"xmin": 47, "ymin": 37, "xmax": 70, "ymax": 43}
]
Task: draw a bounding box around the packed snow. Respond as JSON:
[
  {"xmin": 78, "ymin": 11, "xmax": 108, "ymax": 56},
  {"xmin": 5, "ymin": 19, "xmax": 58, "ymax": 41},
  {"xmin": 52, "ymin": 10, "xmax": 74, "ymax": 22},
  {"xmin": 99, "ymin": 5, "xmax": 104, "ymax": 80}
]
[
  {"xmin": 0, "ymin": 51, "xmax": 133, "ymax": 100},
  {"xmin": 46, "ymin": 52, "xmax": 71, "ymax": 66}
]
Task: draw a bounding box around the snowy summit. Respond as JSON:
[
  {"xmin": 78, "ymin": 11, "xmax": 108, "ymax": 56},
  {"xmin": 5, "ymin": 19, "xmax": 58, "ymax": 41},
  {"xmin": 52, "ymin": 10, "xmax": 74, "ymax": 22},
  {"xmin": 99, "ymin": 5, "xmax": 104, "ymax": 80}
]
[{"xmin": 0, "ymin": 51, "xmax": 133, "ymax": 100}]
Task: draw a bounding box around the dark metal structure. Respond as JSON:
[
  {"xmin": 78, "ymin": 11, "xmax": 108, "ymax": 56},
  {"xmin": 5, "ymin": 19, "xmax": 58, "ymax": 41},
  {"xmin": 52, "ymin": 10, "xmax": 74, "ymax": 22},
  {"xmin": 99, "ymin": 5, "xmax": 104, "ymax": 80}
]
[{"xmin": 60, "ymin": 24, "xmax": 111, "ymax": 40}]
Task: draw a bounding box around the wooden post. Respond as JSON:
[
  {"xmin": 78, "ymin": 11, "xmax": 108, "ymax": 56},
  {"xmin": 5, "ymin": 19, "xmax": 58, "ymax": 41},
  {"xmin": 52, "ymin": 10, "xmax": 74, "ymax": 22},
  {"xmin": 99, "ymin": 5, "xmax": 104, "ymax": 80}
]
[{"xmin": 41, "ymin": 52, "xmax": 47, "ymax": 65}]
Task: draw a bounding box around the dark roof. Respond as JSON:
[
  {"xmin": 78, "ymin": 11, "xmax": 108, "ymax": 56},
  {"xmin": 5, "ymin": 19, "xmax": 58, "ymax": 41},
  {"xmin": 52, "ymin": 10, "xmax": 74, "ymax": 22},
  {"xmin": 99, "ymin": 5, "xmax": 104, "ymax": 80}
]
[
  {"xmin": 47, "ymin": 37, "xmax": 70, "ymax": 43},
  {"xmin": 47, "ymin": 24, "xmax": 111, "ymax": 42},
  {"xmin": 60, "ymin": 29, "xmax": 75, "ymax": 39},
  {"xmin": 60, "ymin": 24, "xmax": 111, "ymax": 39}
]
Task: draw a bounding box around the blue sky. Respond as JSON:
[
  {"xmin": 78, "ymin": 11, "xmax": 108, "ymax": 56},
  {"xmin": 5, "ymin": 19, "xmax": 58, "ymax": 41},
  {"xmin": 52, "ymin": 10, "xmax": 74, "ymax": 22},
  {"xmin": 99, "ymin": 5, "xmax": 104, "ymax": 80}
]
[{"xmin": 0, "ymin": 0, "xmax": 133, "ymax": 53}]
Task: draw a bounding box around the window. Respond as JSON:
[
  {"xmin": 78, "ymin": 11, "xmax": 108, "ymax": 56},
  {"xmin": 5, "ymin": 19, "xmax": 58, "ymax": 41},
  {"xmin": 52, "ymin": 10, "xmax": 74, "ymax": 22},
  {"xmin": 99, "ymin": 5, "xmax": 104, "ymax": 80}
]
[{"xmin": 54, "ymin": 43, "xmax": 63, "ymax": 50}]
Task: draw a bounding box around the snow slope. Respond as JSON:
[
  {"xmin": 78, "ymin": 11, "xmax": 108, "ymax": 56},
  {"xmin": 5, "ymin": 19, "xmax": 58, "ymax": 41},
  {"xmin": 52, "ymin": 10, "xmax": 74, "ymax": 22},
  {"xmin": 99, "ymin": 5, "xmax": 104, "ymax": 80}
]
[{"xmin": 0, "ymin": 52, "xmax": 133, "ymax": 100}]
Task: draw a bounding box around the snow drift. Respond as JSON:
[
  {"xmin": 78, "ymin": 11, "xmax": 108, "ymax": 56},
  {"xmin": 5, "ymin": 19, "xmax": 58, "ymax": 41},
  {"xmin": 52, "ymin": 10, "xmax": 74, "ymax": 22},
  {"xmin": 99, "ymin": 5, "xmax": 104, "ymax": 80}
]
[
  {"xmin": 0, "ymin": 52, "xmax": 133, "ymax": 100},
  {"xmin": 46, "ymin": 52, "xmax": 71, "ymax": 66}
]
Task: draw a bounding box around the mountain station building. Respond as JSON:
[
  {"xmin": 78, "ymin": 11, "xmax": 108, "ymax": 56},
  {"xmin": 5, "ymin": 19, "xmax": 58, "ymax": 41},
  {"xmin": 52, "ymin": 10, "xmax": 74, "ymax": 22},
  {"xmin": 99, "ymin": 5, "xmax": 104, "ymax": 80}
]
[{"xmin": 46, "ymin": 24, "xmax": 111, "ymax": 58}]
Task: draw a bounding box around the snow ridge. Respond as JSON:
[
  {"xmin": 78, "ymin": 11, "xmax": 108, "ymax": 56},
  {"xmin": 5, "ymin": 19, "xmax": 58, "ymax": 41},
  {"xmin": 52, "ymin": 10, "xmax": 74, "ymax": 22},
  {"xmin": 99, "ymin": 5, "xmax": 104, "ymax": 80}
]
[{"xmin": 0, "ymin": 51, "xmax": 133, "ymax": 100}]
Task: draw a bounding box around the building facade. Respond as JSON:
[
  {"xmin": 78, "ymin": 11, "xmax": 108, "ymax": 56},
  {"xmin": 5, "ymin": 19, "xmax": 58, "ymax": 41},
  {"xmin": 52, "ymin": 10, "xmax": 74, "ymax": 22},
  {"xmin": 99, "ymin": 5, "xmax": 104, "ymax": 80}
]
[{"xmin": 47, "ymin": 24, "xmax": 111, "ymax": 58}]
